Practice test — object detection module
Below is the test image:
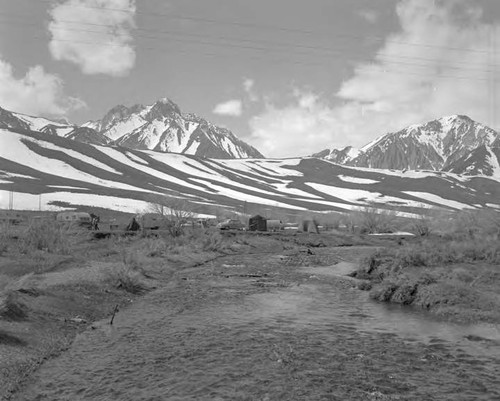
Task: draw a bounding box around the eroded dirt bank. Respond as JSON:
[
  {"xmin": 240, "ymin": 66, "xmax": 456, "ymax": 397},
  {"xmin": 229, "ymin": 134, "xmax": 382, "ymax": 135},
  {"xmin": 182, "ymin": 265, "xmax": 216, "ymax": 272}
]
[{"xmin": 11, "ymin": 245, "xmax": 500, "ymax": 401}]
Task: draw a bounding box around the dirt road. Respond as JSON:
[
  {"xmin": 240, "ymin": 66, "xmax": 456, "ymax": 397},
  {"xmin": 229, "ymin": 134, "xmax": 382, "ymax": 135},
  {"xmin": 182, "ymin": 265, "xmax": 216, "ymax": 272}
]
[{"xmin": 12, "ymin": 247, "xmax": 500, "ymax": 400}]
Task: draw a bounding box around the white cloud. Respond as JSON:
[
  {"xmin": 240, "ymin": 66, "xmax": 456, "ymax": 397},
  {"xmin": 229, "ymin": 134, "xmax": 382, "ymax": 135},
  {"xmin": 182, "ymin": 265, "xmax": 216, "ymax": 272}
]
[
  {"xmin": 249, "ymin": 90, "xmax": 336, "ymax": 158},
  {"xmin": 0, "ymin": 55, "xmax": 86, "ymax": 117},
  {"xmin": 249, "ymin": 0, "xmax": 500, "ymax": 158},
  {"xmin": 358, "ymin": 9, "xmax": 379, "ymax": 24},
  {"xmin": 48, "ymin": 0, "xmax": 136, "ymax": 76},
  {"xmin": 243, "ymin": 78, "xmax": 258, "ymax": 102},
  {"xmin": 213, "ymin": 99, "xmax": 243, "ymax": 117}
]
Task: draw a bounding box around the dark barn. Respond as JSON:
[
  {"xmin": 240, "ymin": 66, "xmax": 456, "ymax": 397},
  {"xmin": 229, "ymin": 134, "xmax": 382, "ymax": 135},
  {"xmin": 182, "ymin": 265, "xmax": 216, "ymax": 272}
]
[{"xmin": 248, "ymin": 215, "xmax": 267, "ymax": 231}]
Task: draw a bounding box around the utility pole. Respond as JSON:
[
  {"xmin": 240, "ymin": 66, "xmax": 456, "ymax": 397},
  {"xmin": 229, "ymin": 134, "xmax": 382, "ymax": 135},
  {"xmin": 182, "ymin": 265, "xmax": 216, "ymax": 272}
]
[
  {"xmin": 489, "ymin": 27, "xmax": 497, "ymax": 130},
  {"xmin": 8, "ymin": 191, "xmax": 13, "ymax": 210}
]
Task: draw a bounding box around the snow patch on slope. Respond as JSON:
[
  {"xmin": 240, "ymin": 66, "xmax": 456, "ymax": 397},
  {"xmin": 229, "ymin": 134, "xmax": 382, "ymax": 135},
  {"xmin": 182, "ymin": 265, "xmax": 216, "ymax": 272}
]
[
  {"xmin": 338, "ymin": 176, "xmax": 379, "ymax": 184},
  {"xmin": 402, "ymin": 191, "xmax": 474, "ymax": 210}
]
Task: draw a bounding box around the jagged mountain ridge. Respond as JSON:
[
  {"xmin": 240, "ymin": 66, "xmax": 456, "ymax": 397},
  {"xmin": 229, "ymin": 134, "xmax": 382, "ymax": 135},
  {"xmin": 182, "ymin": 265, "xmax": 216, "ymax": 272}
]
[
  {"xmin": 0, "ymin": 98, "xmax": 263, "ymax": 159},
  {"xmin": 313, "ymin": 115, "xmax": 500, "ymax": 177},
  {"xmin": 82, "ymin": 98, "xmax": 263, "ymax": 158}
]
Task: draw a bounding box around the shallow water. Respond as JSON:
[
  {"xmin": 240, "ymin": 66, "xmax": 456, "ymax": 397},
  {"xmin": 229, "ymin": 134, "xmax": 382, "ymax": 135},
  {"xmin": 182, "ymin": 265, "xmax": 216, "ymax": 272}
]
[
  {"xmin": 14, "ymin": 260, "xmax": 500, "ymax": 400},
  {"xmin": 301, "ymin": 263, "xmax": 500, "ymax": 349}
]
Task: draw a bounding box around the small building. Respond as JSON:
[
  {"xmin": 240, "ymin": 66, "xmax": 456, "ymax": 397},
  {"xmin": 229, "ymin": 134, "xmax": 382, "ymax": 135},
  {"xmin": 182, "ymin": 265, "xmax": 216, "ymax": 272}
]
[
  {"xmin": 248, "ymin": 215, "xmax": 267, "ymax": 231},
  {"xmin": 266, "ymin": 220, "xmax": 283, "ymax": 232},
  {"xmin": 56, "ymin": 212, "xmax": 92, "ymax": 227}
]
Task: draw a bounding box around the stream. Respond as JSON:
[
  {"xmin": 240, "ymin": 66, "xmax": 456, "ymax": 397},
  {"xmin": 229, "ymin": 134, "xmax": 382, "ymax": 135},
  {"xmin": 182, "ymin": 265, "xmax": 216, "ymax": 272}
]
[{"xmin": 13, "ymin": 260, "xmax": 500, "ymax": 400}]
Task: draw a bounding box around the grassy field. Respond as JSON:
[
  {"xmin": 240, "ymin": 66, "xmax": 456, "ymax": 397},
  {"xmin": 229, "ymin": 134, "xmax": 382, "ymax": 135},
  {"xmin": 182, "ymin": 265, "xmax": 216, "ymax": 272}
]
[{"xmin": 1, "ymin": 208, "xmax": 500, "ymax": 399}]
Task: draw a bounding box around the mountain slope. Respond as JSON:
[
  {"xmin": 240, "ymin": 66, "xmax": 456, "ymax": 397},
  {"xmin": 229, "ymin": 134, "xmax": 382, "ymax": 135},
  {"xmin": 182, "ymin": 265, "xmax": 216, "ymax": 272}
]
[
  {"xmin": 1, "ymin": 127, "xmax": 499, "ymax": 214},
  {"xmin": 314, "ymin": 115, "xmax": 500, "ymax": 177}
]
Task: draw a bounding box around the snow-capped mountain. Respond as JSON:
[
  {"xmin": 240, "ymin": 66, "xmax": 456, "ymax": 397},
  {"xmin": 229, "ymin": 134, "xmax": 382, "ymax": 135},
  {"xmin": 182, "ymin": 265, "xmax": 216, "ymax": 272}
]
[
  {"xmin": 0, "ymin": 98, "xmax": 264, "ymax": 159},
  {"xmin": 82, "ymin": 98, "xmax": 263, "ymax": 159},
  {"xmin": 312, "ymin": 146, "xmax": 360, "ymax": 165},
  {"xmin": 313, "ymin": 115, "xmax": 500, "ymax": 177},
  {"xmin": 0, "ymin": 106, "xmax": 111, "ymax": 146}
]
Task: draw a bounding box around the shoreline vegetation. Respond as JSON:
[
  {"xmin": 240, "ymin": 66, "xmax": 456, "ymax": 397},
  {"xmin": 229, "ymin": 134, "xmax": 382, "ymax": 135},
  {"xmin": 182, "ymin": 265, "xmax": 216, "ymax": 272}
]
[
  {"xmin": 1, "ymin": 206, "xmax": 499, "ymax": 398},
  {"xmin": 350, "ymin": 208, "xmax": 500, "ymax": 324}
]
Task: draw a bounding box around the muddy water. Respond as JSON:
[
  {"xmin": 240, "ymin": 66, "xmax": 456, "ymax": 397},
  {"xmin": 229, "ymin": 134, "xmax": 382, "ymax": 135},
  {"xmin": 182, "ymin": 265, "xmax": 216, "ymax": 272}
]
[{"xmin": 14, "ymin": 260, "xmax": 500, "ymax": 400}]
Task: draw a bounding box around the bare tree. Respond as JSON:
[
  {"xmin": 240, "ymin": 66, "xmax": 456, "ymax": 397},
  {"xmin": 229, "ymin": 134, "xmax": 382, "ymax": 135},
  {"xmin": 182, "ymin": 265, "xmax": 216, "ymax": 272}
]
[
  {"xmin": 355, "ymin": 203, "xmax": 398, "ymax": 234},
  {"xmin": 146, "ymin": 195, "xmax": 196, "ymax": 237}
]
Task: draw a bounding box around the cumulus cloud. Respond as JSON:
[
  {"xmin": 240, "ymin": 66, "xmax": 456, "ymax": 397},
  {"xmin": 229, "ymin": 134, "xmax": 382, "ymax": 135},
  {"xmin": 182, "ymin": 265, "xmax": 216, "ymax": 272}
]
[
  {"xmin": 249, "ymin": 90, "xmax": 336, "ymax": 157},
  {"xmin": 249, "ymin": 0, "xmax": 500, "ymax": 158},
  {"xmin": 48, "ymin": 0, "xmax": 136, "ymax": 76},
  {"xmin": 213, "ymin": 99, "xmax": 243, "ymax": 117},
  {"xmin": 0, "ymin": 55, "xmax": 86, "ymax": 116}
]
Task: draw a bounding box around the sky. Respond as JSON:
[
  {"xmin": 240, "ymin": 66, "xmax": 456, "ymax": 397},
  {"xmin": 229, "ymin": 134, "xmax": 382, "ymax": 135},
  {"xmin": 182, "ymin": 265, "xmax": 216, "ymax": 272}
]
[{"xmin": 0, "ymin": 0, "xmax": 500, "ymax": 158}]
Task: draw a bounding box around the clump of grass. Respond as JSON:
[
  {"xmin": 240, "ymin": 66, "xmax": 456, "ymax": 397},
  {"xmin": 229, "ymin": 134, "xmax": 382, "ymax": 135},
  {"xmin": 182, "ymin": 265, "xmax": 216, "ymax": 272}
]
[
  {"xmin": 357, "ymin": 230, "xmax": 500, "ymax": 322},
  {"xmin": 0, "ymin": 330, "xmax": 27, "ymax": 346},
  {"xmin": 0, "ymin": 223, "xmax": 12, "ymax": 256},
  {"xmin": 16, "ymin": 220, "xmax": 84, "ymax": 255},
  {"xmin": 142, "ymin": 237, "xmax": 168, "ymax": 257},
  {"xmin": 0, "ymin": 291, "xmax": 28, "ymax": 321},
  {"xmin": 202, "ymin": 230, "xmax": 227, "ymax": 252},
  {"xmin": 107, "ymin": 265, "xmax": 148, "ymax": 294}
]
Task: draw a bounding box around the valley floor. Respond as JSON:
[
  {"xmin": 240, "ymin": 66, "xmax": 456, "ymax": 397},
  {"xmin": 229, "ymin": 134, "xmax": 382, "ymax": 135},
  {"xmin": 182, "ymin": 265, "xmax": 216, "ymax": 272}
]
[{"xmin": 1, "ymin": 230, "xmax": 499, "ymax": 400}]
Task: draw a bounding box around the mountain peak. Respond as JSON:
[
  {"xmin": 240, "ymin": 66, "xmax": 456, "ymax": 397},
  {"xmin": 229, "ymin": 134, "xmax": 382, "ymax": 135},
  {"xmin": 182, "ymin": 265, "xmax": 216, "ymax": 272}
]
[
  {"xmin": 314, "ymin": 114, "xmax": 500, "ymax": 176},
  {"xmin": 0, "ymin": 97, "xmax": 263, "ymax": 159},
  {"xmin": 145, "ymin": 98, "xmax": 182, "ymax": 121}
]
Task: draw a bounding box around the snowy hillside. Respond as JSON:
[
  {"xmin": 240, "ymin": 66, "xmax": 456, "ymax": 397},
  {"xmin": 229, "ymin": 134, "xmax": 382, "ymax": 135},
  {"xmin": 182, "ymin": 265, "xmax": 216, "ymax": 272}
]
[
  {"xmin": 1, "ymin": 127, "xmax": 499, "ymax": 214},
  {"xmin": 314, "ymin": 115, "xmax": 500, "ymax": 178}
]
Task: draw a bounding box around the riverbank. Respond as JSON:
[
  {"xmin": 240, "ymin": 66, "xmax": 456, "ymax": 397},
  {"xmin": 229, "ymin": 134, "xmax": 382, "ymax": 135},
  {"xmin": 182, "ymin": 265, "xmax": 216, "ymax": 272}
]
[
  {"xmin": 2, "ymin": 227, "xmax": 500, "ymax": 400},
  {"xmin": 0, "ymin": 225, "xmax": 234, "ymax": 400},
  {"xmin": 352, "ymin": 235, "xmax": 500, "ymax": 324},
  {"xmin": 10, "ymin": 238, "xmax": 500, "ymax": 401}
]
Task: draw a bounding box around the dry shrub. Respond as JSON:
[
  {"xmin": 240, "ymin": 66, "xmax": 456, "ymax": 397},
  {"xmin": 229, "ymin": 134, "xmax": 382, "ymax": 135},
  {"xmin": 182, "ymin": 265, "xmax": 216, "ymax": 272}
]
[
  {"xmin": 427, "ymin": 209, "xmax": 500, "ymax": 240},
  {"xmin": 0, "ymin": 330, "xmax": 27, "ymax": 346},
  {"xmin": 202, "ymin": 230, "xmax": 226, "ymax": 252},
  {"xmin": 0, "ymin": 222, "xmax": 12, "ymax": 256},
  {"xmin": 361, "ymin": 238, "xmax": 500, "ymax": 274},
  {"xmin": 142, "ymin": 238, "xmax": 168, "ymax": 257},
  {"xmin": 369, "ymin": 282, "xmax": 398, "ymax": 302},
  {"xmin": 0, "ymin": 291, "xmax": 28, "ymax": 321},
  {"xmin": 17, "ymin": 220, "xmax": 86, "ymax": 255},
  {"xmin": 344, "ymin": 204, "xmax": 399, "ymax": 234},
  {"xmin": 107, "ymin": 265, "xmax": 148, "ymax": 294}
]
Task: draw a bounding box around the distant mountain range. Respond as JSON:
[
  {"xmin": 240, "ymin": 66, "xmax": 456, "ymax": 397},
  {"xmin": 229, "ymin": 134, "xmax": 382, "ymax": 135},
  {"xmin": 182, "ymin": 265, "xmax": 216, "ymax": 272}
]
[
  {"xmin": 313, "ymin": 115, "xmax": 500, "ymax": 177},
  {"xmin": 0, "ymin": 98, "xmax": 263, "ymax": 159}
]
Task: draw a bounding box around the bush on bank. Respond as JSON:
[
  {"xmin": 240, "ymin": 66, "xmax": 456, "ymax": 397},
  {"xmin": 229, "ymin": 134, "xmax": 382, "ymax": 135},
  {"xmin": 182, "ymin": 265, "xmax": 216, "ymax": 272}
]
[{"xmin": 355, "ymin": 209, "xmax": 500, "ymax": 323}]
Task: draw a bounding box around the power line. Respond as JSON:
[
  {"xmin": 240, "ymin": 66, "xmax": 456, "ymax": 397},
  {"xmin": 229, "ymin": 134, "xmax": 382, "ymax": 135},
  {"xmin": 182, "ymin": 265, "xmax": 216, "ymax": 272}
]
[
  {"xmin": 7, "ymin": 0, "xmax": 498, "ymax": 55},
  {"xmin": 1, "ymin": 14, "xmax": 499, "ymax": 75},
  {"xmin": 3, "ymin": 13, "xmax": 500, "ymax": 71},
  {"xmin": 3, "ymin": 29, "xmax": 492, "ymax": 82}
]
